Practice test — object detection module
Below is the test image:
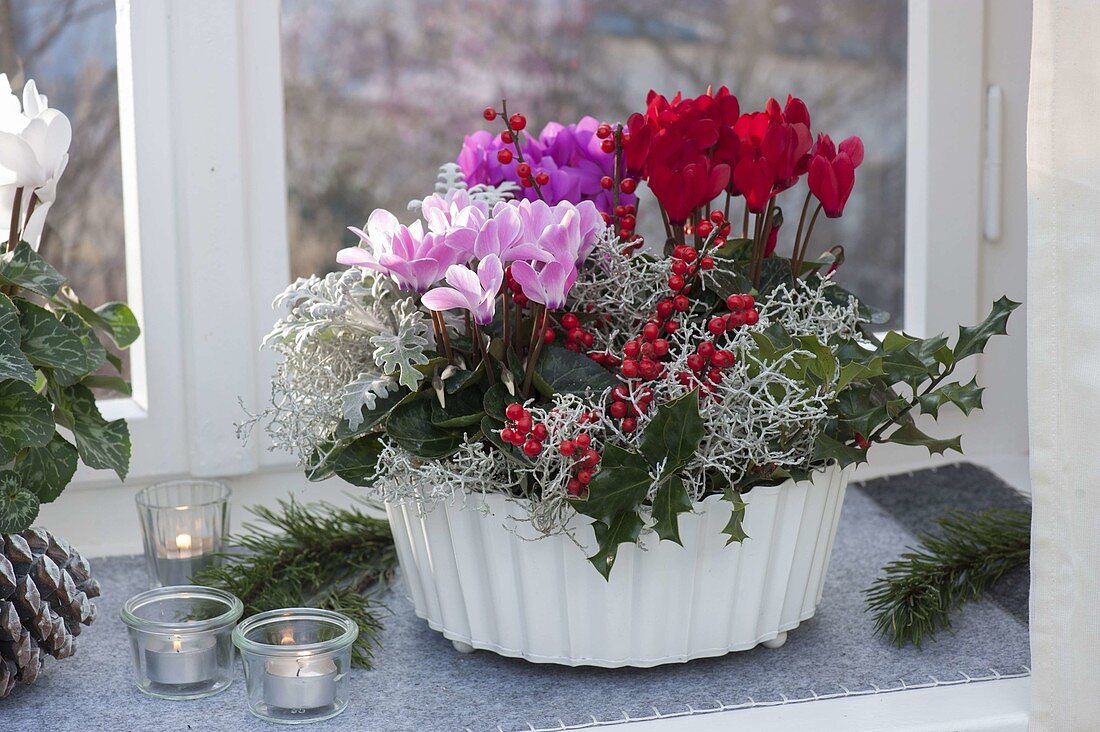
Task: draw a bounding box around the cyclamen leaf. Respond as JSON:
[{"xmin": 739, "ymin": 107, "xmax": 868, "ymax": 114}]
[
  {"xmin": 571, "ymin": 444, "xmax": 652, "ymax": 525},
  {"xmin": 588, "ymin": 510, "xmax": 645, "ymax": 580},
  {"xmin": 534, "ymin": 345, "xmax": 619, "ymax": 396},
  {"xmin": 0, "ymin": 380, "xmax": 54, "ymax": 464},
  {"xmin": 332, "ymin": 434, "xmax": 384, "ymax": 487},
  {"xmin": 384, "ymin": 397, "xmax": 464, "ymax": 459},
  {"xmin": 18, "ymin": 301, "xmax": 103, "ymax": 376},
  {"xmin": 0, "ymin": 241, "xmax": 65, "ymax": 297},
  {"xmin": 65, "ymin": 383, "xmax": 132, "ymax": 480},
  {"xmin": 954, "ymin": 296, "xmax": 1021, "ymax": 362},
  {"xmin": 0, "ymin": 471, "xmax": 39, "ymax": 534},
  {"xmin": 0, "ymin": 293, "xmax": 34, "ymax": 385},
  {"xmin": 14, "ymin": 432, "xmax": 78, "ymax": 503},
  {"xmin": 639, "ymin": 390, "xmax": 705, "ymax": 478},
  {"xmin": 651, "ymin": 475, "xmax": 692, "ymax": 545},
  {"xmin": 93, "ymin": 302, "xmax": 141, "ymax": 348},
  {"xmin": 721, "ymin": 490, "xmax": 749, "ymax": 545},
  {"xmin": 480, "ymin": 415, "xmax": 535, "ymax": 467}
]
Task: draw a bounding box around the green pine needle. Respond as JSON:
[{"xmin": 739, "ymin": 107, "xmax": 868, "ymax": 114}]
[
  {"xmin": 193, "ymin": 498, "xmax": 398, "ymax": 668},
  {"xmin": 865, "ymin": 508, "xmax": 1030, "ymax": 648}
]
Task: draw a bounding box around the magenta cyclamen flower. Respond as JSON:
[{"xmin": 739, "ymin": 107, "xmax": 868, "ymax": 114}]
[
  {"xmin": 421, "ymin": 254, "xmax": 504, "ymax": 326},
  {"xmin": 339, "ymin": 209, "xmax": 464, "ymax": 293}
]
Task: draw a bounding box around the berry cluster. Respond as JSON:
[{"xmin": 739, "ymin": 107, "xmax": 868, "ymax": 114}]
[
  {"xmin": 544, "ymin": 312, "xmax": 595, "ymax": 352},
  {"xmin": 556, "ymin": 430, "xmax": 601, "ymax": 496},
  {"xmin": 679, "ymin": 339, "xmax": 736, "ymax": 391},
  {"xmin": 500, "ymin": 402, "xmax": 548, "ymax": 457},
  {"xmin": 483, "ymin": 107, "xmax": 551, "ymax": 190},
  {"xmin": 607, "ymin": 384, "xmax": 654, "ymax": 433},
  {"xmin": 718, "ymin": 293, "xmax": 759, "ymax": 331}
]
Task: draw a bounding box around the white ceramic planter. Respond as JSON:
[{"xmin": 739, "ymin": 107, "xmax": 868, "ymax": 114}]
[{"xmin": 386, "ymin": 465, "xmax": 851, "ymax": 668}]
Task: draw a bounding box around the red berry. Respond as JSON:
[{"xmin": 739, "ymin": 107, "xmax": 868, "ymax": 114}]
[
  {"xmin": 642, "ymin": 322, "xmax": 660, "ymax": 341},
  {"xmin": 505, "ymin": 403, "xmax": 526, "ymax": 421},
  {"xmin": 712, "ymin": 350, "xmax": 734, "ymax": 368},
  {"xmin": 535, "ymin": 171, "xmax": 550, "ymax": 185},
  {"xmin": 620, "ymin": 178, "xmax": 637, "ymax": 194},
  {"xmin": 565, "ymin": 342, "xmax": 581, "ymax": 352},
  {"xmin": 687, "ymin": 353, "xmax": 706, "ymax": 372},
  {"xmin": 696, "ymin": 221, "xmax": 713, "ymax": 237},
  {"xmin": 621, "ymin": 359, "xmax": 639, "ymax": 378},
  {"xmin": 561, "ymin": 313, "xmax": 579, "ymax": 329},
  {"xmin": 582, "ymin": 448, "xmax": 600, "ymax": 468},
  {"xmin": 855, "ymin": 433, "xmax": 871, "ymax": 450},
  {"xmin": 708, "ymin": 368, "xmax": 724, "ymax": 384},
  {"xmin": 681, "ymin": 247, "xmax": 698, "ymax": 263},
  {"xmin": 620, "ymin": 214, "xmax": 636, "ymax": 230},
  {"xmin": 513, "ymin": 292, "xmax": 528, "ymax": 306},
  {"xmin": 519, "ymin": 177, "xmax": 533, "ymax": 188},
  {"xmin": 516, "ymin": 162, "xmax": 532, "ymax": 177},
  {"xmin": 672, "ymin": 259, "xmax": 689, "ymax": 276},
  {"xmin": 567, "ymin": 327, "xmax": 584, "ymax": 343},
  {"xmin": 611, "ymin": 385, "xmax": 629, "ymax": 401},
  {"xmin": 600, "ymin": 176, "xmax": 614, "ymax": 190},
  {"xmin": 500, "ymin": 130, "xmax": 513, "ymax": 144},
  {"xmin": 744, "ymin": 295, "xmax": 755, "ymax": 309},
  {"xmin": 596, "ymin": 123, "xmax": 612, "ymax": 139},
  {"xmin": 700, "ymin": 256, "xmax": 715, "ymax": 270},
  {"xmin": 672, "ymin": 245, "xmax": 692, "ymax": 260},
  {"xmin": 609, "ymin": 401, "xmax": 628, "ymax": 419},
  {"xmin": 621, "ymin": 418, "xmax": 637, "ymax": 433},
  {"xmin": 516, "ymin": 415, "xmax": 533, "ymax": 434},
  {"xmin": 639, "ymin": 359, "xmax": 660, "ymax": 380},
  {"xmin": 509, "ymin": 113, "xmax": 527, "ymax": 131},
  {"xmin": 626, "ymin": 204, "xmax": 637, "ymax": 215},
  {"xmin": 623, "ymin": 339, "xmax": 640, "ymax": 358},
  {"xmin": 532, "ymin": 423, "xmax": 549, "ymax": 440},
  {"xmin": 652, "ymin": 338, "xmax": 669, "ymax": 357},
  {"xmin": 709, "ymin": 210, "xmax": 725, "ymax": 223},
  {"xmin": 726, "ymin": 294, "xmax": 743, "ymax": 311},
  {"xmin": 600, "ymin": 138, "xmax": 616, "ymax": 153},
  {"xmin": 664, "ymin": 320, "xmax": 679, "ymax": 334},
  {"xmin": 727, "ymin": 311, "xmax": 747, "ymax": 327},
  {"xmin": 582, "ymin": 331, "xmax": 594, "ymax": 347},
  {"xmin": 500, "ymin": 427, "xmax": 517, "ymax": 444},
  {"xmin": 567, "ymin": 478, "xmax": 584, "ymax": 495},
  {"xmin": 601, "ymin": 212, "xmax": 612, "ymax": 224},
  {"xmin": 745, "ymin": 309, "xmax": 759, "ymax": 325},
  {"xmin": 668, "ymin": 275, "xmax": 686, "ymax": 292},
  {"xmin": 558, "ymin": 440, "xmax": 576, "ymax": 456},
  {"xmin": 707, "ymin": 317, "xmax": 727, "ymax": 335},
  {"xmin": 615, "ymin": 205, "xmax": 628, "ymax": 217},
  {"xmin": 697, "ymin": 341, "xmax": 716, "ymax": 360},
  {"xmin": 576, "ymin": 433, "xmax": 592, "ymax": 448},
  {"xmin": 482, "ymin": 107, "xmax": 497, "ymax": 121},
  {"xmin": 656, "ymin": 300, "xmax": 674, "ymax": 319},
  {"xmin": 577, "ymin": 469, "xmax": 593, "ymax": 486},
  {"xmin": 523, "ymin": 439, "xmax": 542, "ymax": 457},
  {"xmin": 497, "ymin": 148, "xmax": 513, "ymax": 164},
  {"xmin": 543, "ymin": 327, "xmax": 556, "ymax": 343}
]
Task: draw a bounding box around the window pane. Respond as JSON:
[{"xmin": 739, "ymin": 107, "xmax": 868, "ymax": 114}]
[{"xmin": 282, "ymin": 0, "xmax": 906, "ymax": 325}]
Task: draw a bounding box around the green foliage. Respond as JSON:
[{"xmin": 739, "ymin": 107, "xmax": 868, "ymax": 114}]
[
  {"xmin": 534, "ymin": 345, "xmax": 620, "ymax": 397},
  {"xmin": 866, "ymin": 508, "xmax": 1030, "ymax": 648},
  {"xmin": 384, "ymin": 396, "xmax": 465, "ymax": 458},
  {"xmin": 0, "ymin": 241, "xmax": 139, "ymax": 532},
  {"xmin": 193, "ymin": 499, "xmax": 399, "ymax": 668}
]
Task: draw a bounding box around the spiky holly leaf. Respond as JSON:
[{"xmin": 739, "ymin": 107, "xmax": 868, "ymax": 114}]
[
  {"xmin": 534, "ymin": 345, "xmax": 618, "ymax": 396},
  {"xmin": 836, "ymin": 356, "xmax": 885, "ymax": 391},
  {"xmin": 954, "ymin": 296, "xmax": 1021, "ymax": 361},
  {"xmin": 639, "ymin": 390, "xmax": 704, "ymax": 479},
  {"xmin": 884, "ymin": 422, "xmax": 962, "ymax": 456},
  {"xmin": 571, "ymin": 444, "xmax": 652, "ymax": 525},
  {"xmin": 0, "ymin": 380, "xmax": 54, "ymax": 464},
  {"xmin": 14, "ymin": 432, "xmax": 78, "ymax": 503},
  {"xmin": 0, "ymin": 241, "xmax": 65, "ymax": 297},
  {"xmin": 63, "ymin": 383, "xmax": 132, "ymax": 479},
  {"xmin": 813, "ymin": 432, "xmax": 869, "ymax": 468},
  {"xmin": 835, "ymin": 383, "xmax": 909, "ymax": 438},
  {"xmin": 588, "ymin": 510, "xmax": 645, "ymax": 580},
  {"xmin": 0, "ymin": 471, "xmax": 39, "ymax": 533},
  {"xmin": 919, "ymin": 378, "xmax": 985, "ymax": 419},
  {"xmin": 721, "ymin": 490, "xmax": 749, "ymax": 545},
  {"xmin": 651, "ymin": 474, "xmax": 692, "ymax": 545}
]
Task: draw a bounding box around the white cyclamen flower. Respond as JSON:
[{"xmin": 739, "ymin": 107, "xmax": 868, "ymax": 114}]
[{"xmin": 0, "ymin": 75, "xmax": 71, "ymax": 250}]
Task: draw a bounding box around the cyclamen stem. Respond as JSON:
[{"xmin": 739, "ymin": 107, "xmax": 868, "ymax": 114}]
[
  {"xmin": 522, "ymin": 305, "xmax": 548, "ymax": 397},
  {"xmin": 7, "ymin": 186, "xmax": 22, "ymax": 251},
  {"xmin": 471, "ymin": 321, "xmax": 495, "ymax": 385},
  {"xmin": 790, "ymin": 191, "xmax": 813, "ymax": 276},
  {"xmin": 796, "ymin": 204, "xmax": 823, "ymax": 276}
]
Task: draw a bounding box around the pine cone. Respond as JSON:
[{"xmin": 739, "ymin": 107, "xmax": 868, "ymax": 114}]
[{"xmin": 0, "ymin": 529, "xmax": 98, "ymax": 698}]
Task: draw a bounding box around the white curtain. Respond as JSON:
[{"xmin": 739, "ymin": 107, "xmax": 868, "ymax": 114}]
[{"xmin": 1028, "ymin": 1, "xmax": 1100, "ymax": 727}]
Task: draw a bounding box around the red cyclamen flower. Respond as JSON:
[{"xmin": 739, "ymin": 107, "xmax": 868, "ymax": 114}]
[{"xmin": 807, "ymin": 134, "xmax": 864, "ymax": 217}]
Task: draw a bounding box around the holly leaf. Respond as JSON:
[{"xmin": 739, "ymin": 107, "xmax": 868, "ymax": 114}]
[
  {"xmin": 954, "ymin": 296, "xmax": 1021, "ymax": 361},
  {"xmin": 884, "ymin": 422, "xmax": 962, "ymax": 456},
  {"xmin": 588, "ymin": 510, "xmax": 645, "ymax": 580},
  {"xmin": 639, "ymin": 390, "xmax": 704, "ymax": 478},
  {"xmin": 836, "ymin": 356, "xmax": 884, "ymax": 392},
  {"xmin": 0, "ymin": 293, "xmax": 35, "ymax": 385},
  {"xmin": 0, "ymin": 241, "xmax": 65, "ymax": 297},
  {"xmin": 65, "ymin": 383, "xmax": 132, "ymax": 480},
  {"xmin": 14, "ymin": 432, "xmax": 78, "ymax": 503},
  {"xmin": 0, "ymin": 471, "xmax": 39, "ymax": 534},
  {"xmin": 571, "ymin": 444, "xmax": 651, "ymax": 525},
  {"xmin": 919, "ymin": 378, "xmax": 984, "ymax": 419},
  {"xmin": 812, "ymin": 432, "xmax": 868, "ymax": 468},
  {"xmin": 534, "ymin": 345, "xmax": 619, "ymax": 396},
  {"xmin": 384, "ymin": 396, "xmax": 464, "ymax": 458},
  {"xmin": 651, "ymin": 474, "xmax": 692, "ymax": 545},
  {"xmin": 0, "ymin": 380, "xmax": 54, "ymax": 464},
  {"xmin": 721, "ymin": 490, "xmax": 749, "ymax": 545}
]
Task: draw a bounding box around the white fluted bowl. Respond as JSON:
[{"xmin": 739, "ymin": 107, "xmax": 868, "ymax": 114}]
[{"xmin": 386, "ymin": 465, "xmax": 850, "ymax": 668}]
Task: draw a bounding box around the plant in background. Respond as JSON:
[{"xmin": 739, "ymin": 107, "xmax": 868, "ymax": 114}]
[
  {"xmin": 254, "ymin": 88, "xmax": 1017, "ymax": 579},
  {"xmin": 0, "ymin": 75, "xmax": 139, "ymax": 533}
]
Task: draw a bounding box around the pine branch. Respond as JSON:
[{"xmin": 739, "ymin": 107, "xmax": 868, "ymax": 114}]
[
  {"xmin": 193, "ymin": 498, "xmax": 398, "ymax": 668},
  {"xmin": 865, "ymin": 508, "xmax": 1030, "ymax": 648}
]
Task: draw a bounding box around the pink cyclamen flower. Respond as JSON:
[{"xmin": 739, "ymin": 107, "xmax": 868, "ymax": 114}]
[
  {"xmin": 421, "ymin": 254, "xmax": 504, "ymax": 326},
  {"xmin": 509, "ymin": 199, "xmax": 605, "ymax": 266},
  {"xmin": 472, "ymin": 203, "xmax": 556, "ymax": 263},
  {"xmin": 339, "ymin": 209, "xmax": 464, "ymax": 293},
  {"xmin": 509, "ymin": 257, "xmax": 578, "ymax": 311},
  {"xmin": 419, "ymin": 189, "xmax": 488, "ymax": 260}
]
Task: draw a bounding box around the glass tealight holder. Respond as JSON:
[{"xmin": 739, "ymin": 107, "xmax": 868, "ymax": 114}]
[
  {"xmin": 233, "ymin": 608, "xmax": 358, "ymax": 724},
  {"xmin": 136, "ymin": 480, "xmax": 231, "ymax": 588},
  {"xmin": 121, "ymin": 586, "xmax": 243, "ymax": 700}
]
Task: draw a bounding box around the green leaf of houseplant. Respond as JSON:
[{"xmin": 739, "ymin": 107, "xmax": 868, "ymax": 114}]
[
  {"xmin": 0, "ymin": 471, "xmax": 40, "ymax": 533},
  {"xmin": 812, "ymin": 432, "xmax": 868, "ymax": 469},
  {"xmin": 571, "ymin": 444, "xmax": 652, "ymax": 525},
  {"xmin": 720, "ymin": 489, "xmax": 749, "ymax": 544},
  {"xmin": 0, "ymin": 380, "xmax": 54, "ymax": 463},
  {"xmin": 92, "ymin": 302, "xmax": 140, "ymax": 349},
  {"xmin": 0, "ymin": 241, "xmax": 65, "ymax": 297},
  {"xmin": 954, "ymin": 296, "xmax": 1021, "ymax": 361},
  {"xmin": 430, "ymin": 387, "xmax": 484, "ymax": 428},
  {"xmin": 884, "ymin": 422, "xmax": 962, "ymax": 456},
  {"xmin": 80, "ymin": 374, "xmax": 133, "ymax": 396},
  {"xmin": 588, "ymin": 510, "xmax": 645, "ymax": 580},
  {"xmin": 534, "ymin": 345, "xmax": 619, "ymax": 396},
  {"xmin": 639, "ymin": 390, "xmax": 705, "ymax": 478},
  {"xmin": 651, "ymin": 474, "xmax": 693, "ymax": 545},
  {"xmin": 64, "ymin": 383, "xmax": 132, "ymax": 479},
  {"xmin": 18, "ymin": 301, "xmax": 102, "ymax": 375},
  {"xmin": 384, "ymin": 396, "xmax": 464, "ymax": 459},
  {"xmin": 13, "ymin": 432, "xmax": 78, "ymax": 503},
  {"xmin": 918, "ymin": 378, "xmax": 985, "ymax": 419},
  {"xmin": 0, "ymin": 293, "xmax": 35, "ymax": 385},
  {"xmin": 332, "ymin": 433, "xmax": 384, "ymax": 487}
]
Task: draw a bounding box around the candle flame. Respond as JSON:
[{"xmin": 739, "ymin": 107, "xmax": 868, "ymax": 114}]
[
  {"xmin": 279, "ymin": 629, "xmax": 295, "ymax": 645},
  {"xmin": 175, "ymin": 533, "xmax": 192, "ymax": 551},
  {"xmin": 172, "ymin": 637, "xmax": 182, "ymax": 653}
]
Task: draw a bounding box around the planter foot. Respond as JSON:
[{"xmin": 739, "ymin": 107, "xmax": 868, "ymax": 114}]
[
  {"xmin": 761, "ymin": 632, "xmax": 788, "ymax": 649},
  {"xmin": 451, "ymin": 640, "xmax": 476, "ymax": 654}
]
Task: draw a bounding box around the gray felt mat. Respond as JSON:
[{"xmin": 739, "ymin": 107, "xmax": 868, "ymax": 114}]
[{"xmin": 0, "ymin": 463, "xmax": 1030, "ymax": 731}]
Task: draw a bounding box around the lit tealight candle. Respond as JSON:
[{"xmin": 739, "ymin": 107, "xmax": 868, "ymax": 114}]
[
  {"xmin": 145, "ymin": 634, "xmax": 217, "ymax": 686},
  {"xmin": 262, "ymin": 630, "xmax": 338, "ymax": 710},
  {"xmin": 176, "ymin": 533, "xmax": 192, "ymax": 553},
  {"xmin": 154, "ymin": 532, "xmax": 214, "ymax": 586}
]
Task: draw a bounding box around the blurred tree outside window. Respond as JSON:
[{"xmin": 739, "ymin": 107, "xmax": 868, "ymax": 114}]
[{"xmin": 281, "ymin": 0, "xmax": 906, "ymax": 325}]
